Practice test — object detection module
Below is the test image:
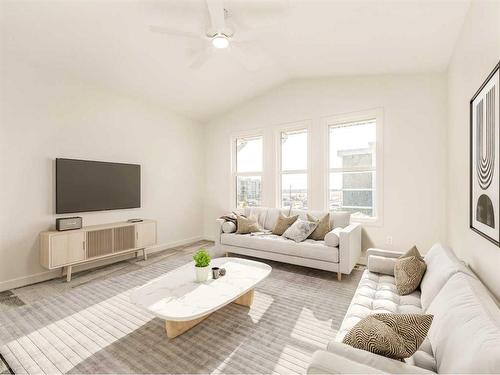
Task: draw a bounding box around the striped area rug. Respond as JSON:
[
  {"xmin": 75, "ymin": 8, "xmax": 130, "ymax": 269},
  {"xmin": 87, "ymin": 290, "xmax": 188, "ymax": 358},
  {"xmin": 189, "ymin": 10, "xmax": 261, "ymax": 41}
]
[{"xmin": 0, "ymin": 249, "xmax": 361, "ymax": 374}]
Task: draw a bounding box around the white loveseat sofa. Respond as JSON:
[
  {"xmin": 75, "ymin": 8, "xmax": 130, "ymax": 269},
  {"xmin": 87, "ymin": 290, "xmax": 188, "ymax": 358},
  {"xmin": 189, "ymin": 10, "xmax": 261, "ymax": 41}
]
[
  {"xmin": 214, "ymin": 207, "xmax": 362, "ymax": 280},
  {"xmin": 307, "ymin": 243, "xmax": 500, "ymax": 374}
]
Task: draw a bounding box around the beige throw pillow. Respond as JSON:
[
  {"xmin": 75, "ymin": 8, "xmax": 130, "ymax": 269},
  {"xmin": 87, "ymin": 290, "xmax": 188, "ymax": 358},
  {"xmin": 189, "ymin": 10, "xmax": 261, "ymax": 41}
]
[
  {"xmin": 307, "ymin": 213, "xmax": 331, "ymax": 240},
  {"xmin": 272, "ymin": 213, "xmax": 298, "ymax": 235},
  {"xmin": 343, "ymin": 313, "xmax": 433, "ymax": 360},
  {"xmin": 394, "ymin": 246, "xmax": 427, "ymax": 295},
  {"xmin": 236, "ymin": 215, "xmax": 260, "ymax": 234}
]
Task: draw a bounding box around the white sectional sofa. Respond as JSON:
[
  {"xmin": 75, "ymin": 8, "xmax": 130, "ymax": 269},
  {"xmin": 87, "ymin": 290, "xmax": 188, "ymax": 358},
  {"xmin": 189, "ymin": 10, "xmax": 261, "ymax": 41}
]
[
  {"xmin": 307, "ymin": 243, "xmax": 500, "ymax": 374},
  {"xmin": 214, "ymin": 207, "xmax": 362, "ymax": 280}
]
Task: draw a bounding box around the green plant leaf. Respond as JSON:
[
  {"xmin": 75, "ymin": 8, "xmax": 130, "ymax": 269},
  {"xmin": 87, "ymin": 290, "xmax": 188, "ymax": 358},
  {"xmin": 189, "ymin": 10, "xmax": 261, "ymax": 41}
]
[{"xmin": 193, "ymin": 248, "xmax": 211, "ymax": 267}]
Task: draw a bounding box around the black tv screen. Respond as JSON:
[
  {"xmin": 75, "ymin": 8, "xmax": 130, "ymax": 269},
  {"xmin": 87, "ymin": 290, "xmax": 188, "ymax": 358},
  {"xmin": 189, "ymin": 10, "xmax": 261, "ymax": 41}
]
[{"xmin": 56, "ymin": 158, "xmax": 141, "ymax": 214}]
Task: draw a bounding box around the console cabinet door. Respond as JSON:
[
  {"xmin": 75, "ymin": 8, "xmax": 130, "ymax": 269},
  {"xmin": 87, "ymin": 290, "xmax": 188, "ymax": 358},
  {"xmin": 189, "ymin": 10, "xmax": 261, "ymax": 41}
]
[
  {"xmin": 136, "ymin": 222, "xmax": 156, "ymax": 248},
  {"xmin": 50, "ymin": 231, "xmax": 86, "ymax": 267}
]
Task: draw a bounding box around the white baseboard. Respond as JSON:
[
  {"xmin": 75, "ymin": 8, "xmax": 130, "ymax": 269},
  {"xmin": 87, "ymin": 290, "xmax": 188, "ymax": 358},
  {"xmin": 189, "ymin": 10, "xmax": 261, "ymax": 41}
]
[
  {"xmin": 204, "ymin": 234, "xmax": 216, "ymax": 242},
  {"xmin": 0, "ymin": 235, "xmax": 208, "ymax": 292},
  {"xmin": 146, "ymin": 235, "xmax": 206, "ymax": 255},
  {"xmin": 0, "ymin": 269, "xmax": 63, "ymax": 292}
]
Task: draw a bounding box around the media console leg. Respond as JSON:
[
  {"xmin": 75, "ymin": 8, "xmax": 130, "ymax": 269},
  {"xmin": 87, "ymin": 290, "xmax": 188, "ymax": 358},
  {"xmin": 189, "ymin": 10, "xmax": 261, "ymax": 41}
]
[
  {"xmin": 143, "ymin": 249, "xmax": 148, "ymax": 261},
  {"xmin": 66, "ymin": 266, "xmax": 72, "ymax": 282}
]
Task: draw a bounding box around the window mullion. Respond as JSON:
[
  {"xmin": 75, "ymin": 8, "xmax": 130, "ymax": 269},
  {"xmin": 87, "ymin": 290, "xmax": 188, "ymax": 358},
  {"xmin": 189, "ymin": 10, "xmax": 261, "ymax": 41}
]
[
  {"xmin": 279, "ymin": 127, "xmax": 309, "ymax": 209},
  {"xmin": 329, "ymin": 167, "xmax": 375, "ymax": 173},
  {"xmin": 280, "ymin": 169, "xmax": 308, "ymax": 175}
]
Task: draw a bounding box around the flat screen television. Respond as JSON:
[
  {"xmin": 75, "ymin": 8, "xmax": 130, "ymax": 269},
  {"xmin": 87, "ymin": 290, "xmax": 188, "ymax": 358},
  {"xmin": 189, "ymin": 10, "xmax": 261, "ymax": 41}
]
[{"xmin": 56, "ymin": 158, "xmax": 141, "ymax": 214}]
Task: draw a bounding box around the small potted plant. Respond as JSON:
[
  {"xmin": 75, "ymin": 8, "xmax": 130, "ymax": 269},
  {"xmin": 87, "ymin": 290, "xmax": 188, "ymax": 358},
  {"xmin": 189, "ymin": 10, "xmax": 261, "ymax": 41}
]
[{"xmin": 193, "ymin": 248, "xmax": 211, "ymax": 282}]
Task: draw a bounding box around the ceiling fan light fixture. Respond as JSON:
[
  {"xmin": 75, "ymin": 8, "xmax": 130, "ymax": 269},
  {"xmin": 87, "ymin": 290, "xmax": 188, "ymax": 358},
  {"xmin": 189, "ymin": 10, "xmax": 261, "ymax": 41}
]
[{"xmin": 212, "ymin": 34, "xmax": 229, "ymax": 49}]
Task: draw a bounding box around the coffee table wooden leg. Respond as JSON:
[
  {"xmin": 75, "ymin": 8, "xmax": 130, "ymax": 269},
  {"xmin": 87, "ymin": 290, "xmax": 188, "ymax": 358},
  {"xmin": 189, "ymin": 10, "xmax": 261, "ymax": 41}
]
[
  {"xmin": 165, "ymin": 314, "xmax": 210, "ymax": 339},
  {"xmin": 233, "ymin": 289, "xmax": 254, "ymax": 307}
]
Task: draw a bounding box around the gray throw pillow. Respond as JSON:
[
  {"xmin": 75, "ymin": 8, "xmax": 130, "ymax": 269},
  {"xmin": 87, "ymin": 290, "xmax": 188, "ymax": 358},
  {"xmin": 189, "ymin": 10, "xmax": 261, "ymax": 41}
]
[
  {"xmin": 272, "ymin": 213, "xmax": 299, "ymax": 235},
  {"xmin": 343, "ymin": 313, "xmax": 433, "ymax": 360},
  {"xmin": 394, "ymin": 246, "xmax": 427, "ymax": 295},
  {"xmin": 282, "ymin": 219, "xmax": 318, "ymax": 242}
]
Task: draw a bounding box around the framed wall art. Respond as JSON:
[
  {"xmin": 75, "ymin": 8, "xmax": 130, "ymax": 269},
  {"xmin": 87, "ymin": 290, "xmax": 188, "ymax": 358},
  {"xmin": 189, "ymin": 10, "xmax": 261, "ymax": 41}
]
[{"xmin": 470, "ymin": 62, "xmax": 500, "ymax": 245}]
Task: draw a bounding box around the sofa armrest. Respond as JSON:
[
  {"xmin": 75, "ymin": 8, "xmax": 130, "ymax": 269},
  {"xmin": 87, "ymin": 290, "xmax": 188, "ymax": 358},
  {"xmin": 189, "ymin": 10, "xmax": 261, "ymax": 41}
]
[
  {"xmin": 210, "ymin": 219, "xmax": 225, "ymax": 258},
  {"xmin": 366, "ymin": 248, "xmax": 402, "ymax": 259},
  {"xmin": 215, "ymin": 218, "xmax": 225, "ymax": 245},
  {"xmin": 324, "ymin": 342, "xmax": 435, "ymax": 374},
  {"xmin": 338, "ymin": 223, "xmax": 362, "ymax": 274},
  {"xmin": 307, "ymin": 350, "xmax": 385, "ymax": 374}
]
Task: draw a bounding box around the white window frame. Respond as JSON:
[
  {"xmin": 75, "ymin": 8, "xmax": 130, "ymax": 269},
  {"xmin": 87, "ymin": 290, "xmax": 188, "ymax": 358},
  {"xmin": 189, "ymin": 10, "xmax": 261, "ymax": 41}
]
[
  {"xmin": 230, "ymin": 132, "xmax": 264, "ymax": 210},
  {"xmin": 276, "ymin": 121, "xmax": 311, "ymax": 209},
  {"xmin": 324, "ymin": 109, "xmax": 384, "ymax": 226}
]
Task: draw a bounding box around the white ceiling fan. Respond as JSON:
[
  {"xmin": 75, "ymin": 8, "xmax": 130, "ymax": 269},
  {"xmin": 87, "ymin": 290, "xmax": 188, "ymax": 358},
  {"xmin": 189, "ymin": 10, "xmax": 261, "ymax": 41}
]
[{"xmin": 150, "ymin": 0, "xmax": 272, "ymax": 71}]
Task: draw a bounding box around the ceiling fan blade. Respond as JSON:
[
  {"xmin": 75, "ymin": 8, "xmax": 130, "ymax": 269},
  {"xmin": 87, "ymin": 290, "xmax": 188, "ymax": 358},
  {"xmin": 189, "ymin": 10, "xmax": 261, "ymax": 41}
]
[
  {"xmin": 230, "ymin": 42, "xmax": 271, "ymax": 71},
  {"xmin": 206, "ymin": 0, "xmax": 226, "ymax": 32},
  {"xmin": 227, "ymin": 11, "xmax": 254, "ymax": 35},
  {"xmin": 149, "ymin": 26, "xmax": 201, "ymax": 39},
  {"xmin": 189, "ymin": 46, "xmax": 213, "ymax": 69}
]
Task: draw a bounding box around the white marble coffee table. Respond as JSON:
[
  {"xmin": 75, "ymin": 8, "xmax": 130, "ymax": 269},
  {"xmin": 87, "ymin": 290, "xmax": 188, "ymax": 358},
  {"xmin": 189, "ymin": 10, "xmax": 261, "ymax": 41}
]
[{"xmin": 130, "ymin": 257, "xmax": 272, "ymax": 338}]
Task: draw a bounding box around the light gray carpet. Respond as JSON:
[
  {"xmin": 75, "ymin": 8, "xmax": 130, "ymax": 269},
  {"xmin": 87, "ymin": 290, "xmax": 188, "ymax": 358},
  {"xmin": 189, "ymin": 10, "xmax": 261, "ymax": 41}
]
[{"xmin": 0, "ymin": 244, "xmax": 361, "ymax": 374}]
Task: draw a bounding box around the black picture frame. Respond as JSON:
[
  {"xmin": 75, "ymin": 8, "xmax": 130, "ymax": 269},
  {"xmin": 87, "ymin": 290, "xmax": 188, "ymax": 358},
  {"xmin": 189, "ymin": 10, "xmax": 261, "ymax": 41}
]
[{"xmin": 470, "ymin": 61, "xmax": 500, "ymax": 246}]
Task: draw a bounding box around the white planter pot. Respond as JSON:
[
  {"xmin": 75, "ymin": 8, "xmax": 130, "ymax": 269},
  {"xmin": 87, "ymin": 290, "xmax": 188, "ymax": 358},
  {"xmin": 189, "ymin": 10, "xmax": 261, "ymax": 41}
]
[{"xmin": 195, "ymin": 265, "xmax": 210, "ymax": 282}]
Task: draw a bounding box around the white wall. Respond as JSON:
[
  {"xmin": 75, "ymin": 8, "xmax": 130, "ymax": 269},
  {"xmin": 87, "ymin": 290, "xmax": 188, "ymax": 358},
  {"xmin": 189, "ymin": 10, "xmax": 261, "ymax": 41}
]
[
  {"xmin": 0, "ymin": 57, "xmax": 205, "ymax": 290},
  {"xmin": 447, "ymin": 0, "xmax": 500, "ymax": 299},
  {"xmin": 203, "ymin": 74, "xmax": 448, "ymax": 257}
]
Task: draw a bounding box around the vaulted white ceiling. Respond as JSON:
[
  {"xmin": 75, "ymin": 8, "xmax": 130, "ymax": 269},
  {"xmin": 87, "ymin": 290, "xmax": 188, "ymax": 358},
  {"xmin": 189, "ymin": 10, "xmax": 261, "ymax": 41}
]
[{"xmin": 1, "ymin": 0, "xmax": 470, "ymax": 121}]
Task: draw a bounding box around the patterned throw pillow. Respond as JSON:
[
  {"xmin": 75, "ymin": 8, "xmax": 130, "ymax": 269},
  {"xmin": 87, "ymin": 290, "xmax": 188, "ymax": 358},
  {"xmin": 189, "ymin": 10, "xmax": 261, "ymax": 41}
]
[
  {"xmin": 272, "ymin": 213, "xmax": 299, "ymax": 235},
  {"xmin": 235, "ymin": 215, "xmax": 261, "ymax": 234},
  {"xmin": 343, "ymin": 313, "xmax": 433, "ymax": 360},
  {"xmin": 394, "ymin": 246, "xmax": 427, "ymax": 295},
  {"xmin": 282, "ymin": 219, "xmax": 318, "ymax": 242},
  {"xmin": 307, "ymin": 213, "xmax": 331, "ymax": 240}
]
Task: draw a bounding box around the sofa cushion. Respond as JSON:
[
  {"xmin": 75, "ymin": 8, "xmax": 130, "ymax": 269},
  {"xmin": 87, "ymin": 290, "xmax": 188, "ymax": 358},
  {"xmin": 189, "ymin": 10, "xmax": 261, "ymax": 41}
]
[
  {"xmin": 342, "ymin": 313, "xmax": 433, "ymax": 360},
  {"xmin": 243, "ymin": 207, "xmax": 268, "ymax": 229},
  {"xmin": 323, "ymin": 343, "xmax": 435, "ymax": 374},
  {"xmin": 235, "ymin": 215, "xmax": 260, "ymax": 234},
  {"xmin": 331, "ymin": 211, "xmax": 351, "ymax": 228},
  {"xmin": 283, "ymin": 219, "xmax": 318, "ymax": 242},
  {"xmin": 308, "ymin": 349, "xmax": 388, "ymax": 374},
  {"xmin": 368, "ymin": 255, "xmax": 397, "ymax": 276},
  {"xmin": 324, "ymin": 227, "xmax": 342, "ymax": 247},
  {"xmin": 263, "ymin": 208, "xmax": 289, "ymax": 230},
  {"xmin": 426, "ymin": 272, "xmax": 500, "ymax": 374},
  {"xmin": 406, "ymin": 338, "xmax": 437, "ymax": 373},
  {"xmin": 394, "ymin": 246, "xmax": 427, "ymax": 295},
  {"xmin": 272, "ymin": 213, "xmax": 298, "ymax": 235},
  {"xmin": 220, "ymin": 233, "xmax": 339, "ymax": 263},
  {"xmin": 291, "ymin": 209, "xmax": 351, "ymax": 229},
  {"xmin": 336, "ymin": 270, "xmax": 422, "ymax": 342},
  {"xmin": 307, "ymin": 213, "xmax": 331, "ymax": 240},
  {"xmin": 222, "ymin": 221, "xmax": 236, "ymax": 233},
  {"xmin": 420, "ymin": 243, "xmax": 476, "ymax": 310},
  {"xmin": 241, "ymin": 207, "xmax": 351, "ymax": 230}
]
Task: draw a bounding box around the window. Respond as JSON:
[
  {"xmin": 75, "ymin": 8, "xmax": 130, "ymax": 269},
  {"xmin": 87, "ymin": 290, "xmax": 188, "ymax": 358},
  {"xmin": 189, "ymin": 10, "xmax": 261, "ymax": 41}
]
[
  {"xmin": 329, "ymin": 119, "xmax": 377, "ymax": 219},
  {"xmin": 279, "ymin": 128, "xmax": 308, "ymax": 209},
  {"xmin": 234, "ymin": 135, "xmax": 263, "ymax": 208}
]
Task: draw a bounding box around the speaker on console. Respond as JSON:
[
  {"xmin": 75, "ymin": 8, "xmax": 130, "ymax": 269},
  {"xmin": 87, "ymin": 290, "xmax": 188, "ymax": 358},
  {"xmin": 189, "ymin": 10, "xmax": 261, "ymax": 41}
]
[{"xmin": 56, "ymin": 217, "xmax": 82, "ymax": 231}]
